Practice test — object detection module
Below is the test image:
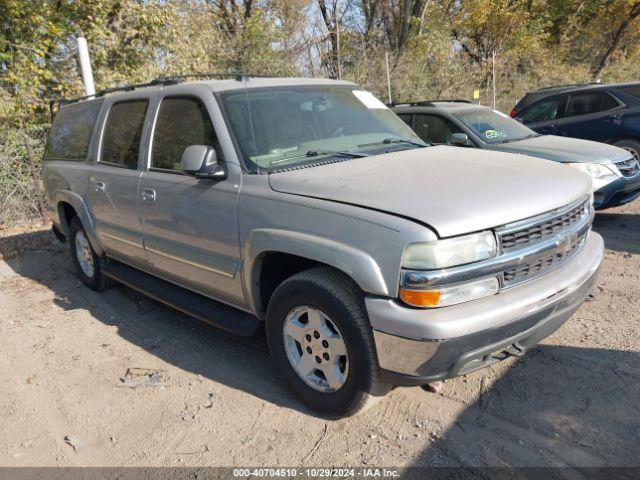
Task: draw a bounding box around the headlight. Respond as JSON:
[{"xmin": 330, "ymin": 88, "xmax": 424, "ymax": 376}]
[
  {"xmin": 402, "ymin": 231, "xmax": 497, "ymax": 270},
  {"xmin": 566, "ymin": 162, "xmax": 619, "ymax": 190},
  {"xmin": 400, "ymin": 276, "xmax": 500, "ymax": 308}
]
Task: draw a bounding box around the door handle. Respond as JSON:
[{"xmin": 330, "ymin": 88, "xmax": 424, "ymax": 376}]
[
  {"xmin": 94, "ymin": 181, "xmax": 106, "ymax": 193},
  {"xmin": 141, "ymin": 188, "xmax": 156, "ymax": 204}
]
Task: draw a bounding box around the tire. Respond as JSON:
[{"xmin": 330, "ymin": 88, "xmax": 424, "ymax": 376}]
[
  {"xmin": 613, "ymin": 139, "xmax": 640, "ymax": 163},
  {"xmin": 266, "ymin": 267, "xmax": 390, "ymax": 417},
  {"xmin": 68, "ymin": 216, "xmax": 113, "ymax": 291}
]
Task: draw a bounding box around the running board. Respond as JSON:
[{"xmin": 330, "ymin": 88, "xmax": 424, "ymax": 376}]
[{"xmin": 103, "ymin": 260, "xmax": 262, "ymax": 337}]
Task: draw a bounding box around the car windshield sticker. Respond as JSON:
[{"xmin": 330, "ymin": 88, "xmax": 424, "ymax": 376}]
[
  {"xmin": 484, "ymin": 129, "xmax": 506, "ymax": 140},
  {"xmin": 353, "ymin": 90, "xmax": 388, "ymax": 109}
]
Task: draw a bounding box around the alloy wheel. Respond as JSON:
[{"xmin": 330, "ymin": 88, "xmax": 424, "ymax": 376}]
[
  {"xmin": 74, "ymin": 230, "xmax": 95, "ymax": 278},
  {"xmin": 282, "ymin": 305, "xmax": 349, "ymax": 392}
]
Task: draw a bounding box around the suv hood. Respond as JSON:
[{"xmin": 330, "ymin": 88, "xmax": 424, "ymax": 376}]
[
  {"xmin": 489, "ymin": 135, "xmax": 630, "ymax": 164},
  {"xmin": 268, "ymin": 146, "xmax": 591, "ymax": 238}
]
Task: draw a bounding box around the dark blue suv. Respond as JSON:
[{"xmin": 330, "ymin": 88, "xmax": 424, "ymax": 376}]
[{"xmin": 511, "ymin": 82, "xmax": 640, "ymax": 163}]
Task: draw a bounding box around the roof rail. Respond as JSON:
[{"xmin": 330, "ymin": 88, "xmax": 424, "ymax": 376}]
[
  {"xmin": 535, "ymin": 82, "xmax": 600, "ymax": 92},
  {"xmin": 58, "ymin": 72, "xmax": 279, "ymax": 106},
  {"xmin": 389, "ymin": 99, "xmax": 472, "ymax": 107}
]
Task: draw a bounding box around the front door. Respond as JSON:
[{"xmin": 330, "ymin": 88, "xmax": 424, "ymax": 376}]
[
  {"xmin": 138, "ymin": 90, "xmax": 244, "ymax": 306},
  {"xmin": 518, "ymin": 95, "xmax": 563, "ymax": 135},
  {"xmin": 87, "ymin": 97, "xmax": 150, "ymax": 263}
]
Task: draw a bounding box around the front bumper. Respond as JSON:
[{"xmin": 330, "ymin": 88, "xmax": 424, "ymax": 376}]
[
  {"xmin": 368, "ymin": 231, "xmax": 604, "ymax": 386},
  {"xmin": 594, "ymin": 174, "xmax": 640, "ymax": 209}
]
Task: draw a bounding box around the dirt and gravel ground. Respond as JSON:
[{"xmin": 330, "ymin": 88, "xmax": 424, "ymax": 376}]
[{"xmin": 1, "ymin": 201, "xmax": 639, "ymax": 469}]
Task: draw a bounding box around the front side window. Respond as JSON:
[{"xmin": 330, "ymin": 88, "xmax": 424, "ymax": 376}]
[
  {"xmin": 151, "ymin": 97, "xmax": 217, "ymax": 171},
  {"xmin": 519, "ymin": 97, "xmax": 560, "ymax": 124},
  {"xmin": 220, "ymin": 86, "xmax": 424, "ymax": 171},
  {"xmin": 413, "ymin": 114, "xmax": 463, "ymax": 144},
  {"xmin": 455, "ymin": 108, "xmax": 537, "ymax": 144},
  {"xmin": 565, "ymin": 91, "xmax": 619, "ymax": 117},
  {"xmin": 44, "ymin": 100, "xmax": 103, "ymax": 161},
  {"xmin": 100, "ymin": 100, "xmax": 148, "ymax": 168}
]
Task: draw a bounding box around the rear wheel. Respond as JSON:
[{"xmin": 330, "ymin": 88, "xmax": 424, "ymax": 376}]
[
  {"xmin": 266, "ymin": 267, "xmax": 390, "ymax": 417},
  {"xmin": 68, "ymin": 216, "xmax": 113, "ymax": 291},
  {"xmin": 614, "ymin": 139, "xmax": 640, "ymax": 163}
]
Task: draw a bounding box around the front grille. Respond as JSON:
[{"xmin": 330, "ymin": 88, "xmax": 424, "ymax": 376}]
[
  {"xmin": 499, "ymin": 199, "xmax": 589, "ymax": 252},
  {"xmin": 615, "ymin": 157, "xmax": 640, "ymax": 178},
  {"xmin": 502, "ymin": 232, "xmax": 587, "ymax": 287}
]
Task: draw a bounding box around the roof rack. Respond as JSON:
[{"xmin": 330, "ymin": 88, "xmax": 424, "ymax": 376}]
[
  {"xmin": 58, "ymin": 72, "xmax": 279, "ymax": 106},
  {"xmin": 388, "ymin": 99, "xmax": 472, "ymax": 107},
  {"xmin": 535, "ymin": 82, "xmax": 600, "ymax": 92}
]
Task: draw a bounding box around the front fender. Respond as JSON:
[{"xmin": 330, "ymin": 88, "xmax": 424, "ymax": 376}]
[
  {"xmin": 55, "ymin": 190, "xmax": 104, "ymax": 256},
  {"xmin": 243, "ymin": 228, "xmax": 389, "ymax": 315}
]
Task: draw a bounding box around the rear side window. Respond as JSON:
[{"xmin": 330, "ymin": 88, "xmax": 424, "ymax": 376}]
[
  {"xmin": 565, "ymin": 91, "xmax": 619, "ymax": 117},
  {"xmin": 44, "ymin": 100, "xmax": 103, "ymax": 161},
  {"xmin": 519, "ymin": 97, "xmax": 560, "ymax": 124},
  {"xmin": 100, "ymin": 100, "xmax": 148, "ymax": 169},
  {"xmin": 151, "ymin": 97, "xmax": 217, "ymax": 171}
]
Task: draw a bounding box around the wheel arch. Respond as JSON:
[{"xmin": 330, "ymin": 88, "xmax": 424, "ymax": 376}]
[
  {"xmin": 55, "ymin": 190, "xmax": 104, "ymax": 256},
  {"xmin": 243, "ymin": 229, "xmax": 389, "ymax": 318}
]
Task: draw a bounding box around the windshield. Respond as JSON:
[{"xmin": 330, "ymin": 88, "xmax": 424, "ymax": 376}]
[
  {"xmin": 454, "ymin": 108, "xmax": 538, "ymax": 144},
  {"xmin": 220, "ymin": 85, "xmax": 425, "ymax": 171}
]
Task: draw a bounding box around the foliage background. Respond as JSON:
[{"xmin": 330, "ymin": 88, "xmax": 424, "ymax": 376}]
[{"xmin": 1, "ymin": 0, "xmax": 640, "ymax": 224}]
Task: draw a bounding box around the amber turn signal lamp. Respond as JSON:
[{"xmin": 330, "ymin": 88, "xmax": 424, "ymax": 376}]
[{"xmin": 399, "ymin": 288, "xmax": 441, "ymax": 307}]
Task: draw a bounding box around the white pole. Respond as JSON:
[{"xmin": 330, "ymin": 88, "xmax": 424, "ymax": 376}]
[
  {"xmin": 492, "ymin": 50, "xmax": 496, "ymax": 109},
  {"xmin": 385, "ymin": 52, "xmax": 392, "ymax": 104},
  {"xmin": 77, "ymin": 37, "xmax": 95, "ymax": 96}
]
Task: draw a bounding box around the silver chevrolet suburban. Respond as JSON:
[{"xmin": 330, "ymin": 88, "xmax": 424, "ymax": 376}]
[{"xmin": 42, "ymin": 77, "xmax": 604, "ymax": 416}]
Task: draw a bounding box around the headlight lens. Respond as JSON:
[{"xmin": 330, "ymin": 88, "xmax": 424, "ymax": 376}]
[
  {"xmin": 566, "ymin": 162, "xmax": 619, "ymax": 190},
  {"xmin": 400, "ymin": 276, "xmax": 500, "ymax": 308},
  {"xmin": 402, "ymin": 231, "xmax": 497, "ymax": 270}
]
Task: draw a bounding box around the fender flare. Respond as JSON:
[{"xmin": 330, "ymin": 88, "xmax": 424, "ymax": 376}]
[
  {"xmin": 55, "ymin": 190, "xmax": 104, "ymax": 256},
  {"xmin": 243, "ymin": 228, "xmax": 389, "ymax": 315}
]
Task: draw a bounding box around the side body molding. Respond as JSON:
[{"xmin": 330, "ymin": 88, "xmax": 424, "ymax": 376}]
[
  {"xmin": 54, "ymin": 190, "xmax": 105, "ymax": 256},
  {"xmin": 243, "ymin": 229, "xmax": 389, "ymax": 315}
]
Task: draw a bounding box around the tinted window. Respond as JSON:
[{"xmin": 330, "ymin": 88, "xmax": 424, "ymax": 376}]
[
  {"xmin": 519, "ymin": 97, "xmax": 560, "ymax": 124},
  {"xmin": 413, "ymin": 114, "xmax": 462, "ymax": 144},
  {"xmin": 100, "ymin": 100, "xmax": 148, "ymax": 168},
  {"xmin": 565, "ymin": 92, "xmax": 619, "ymax": 117},
  {"xmin": 397, "ymin": 114, "xmax": 413, "ymax": 127},
  {"xmin": 44, "ymin": 100, "xmax": 103, "ymax": 161},
  {"xmin": 151, "ymin": 97, "xmax": 217, "ymax": 171}
]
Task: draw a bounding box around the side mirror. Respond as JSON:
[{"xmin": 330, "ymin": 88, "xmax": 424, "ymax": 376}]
[
  {"xmin": 181, "ymin": 145, "xmax": 227, "ymax": 180},
  {"xmin": 451, "ymin": 133, "xmax": 472, "ymax": 147}
]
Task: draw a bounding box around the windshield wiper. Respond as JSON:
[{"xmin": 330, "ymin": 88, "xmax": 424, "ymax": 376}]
[
  {"xmin": 358, "ymin": 137, "xmax": 428, "ymax": 148},
  {"xmin": 499, "ymin": 133, "xmax": 541, "ymax": 144},
  {"xmin": 269, "ymin": 149, "xmax": 367, "ymax": 167},
  {"xmin": 305, "ymin": 149, "xmax": 368, "ymax": 158}
]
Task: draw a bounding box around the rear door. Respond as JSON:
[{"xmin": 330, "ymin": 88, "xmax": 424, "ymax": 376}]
[
  {"xmin": 555, "ymin": 90, "xmax": 624, "ymax": 141},
  {"xmin": 138, "ymin": 87, "xmax": 244, "ymax": 306},
  {"xmin": 516, "ymin": 94, "xmax": 563, "ymax": 134},
  {"xmin": 87, "ymin": 96, "xmax": 151, "ymax": 263}
]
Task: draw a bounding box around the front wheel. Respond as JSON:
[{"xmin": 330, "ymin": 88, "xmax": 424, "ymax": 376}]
[{"xmin": 266, "ymin": 267, "xmax": 390, "ymax": 417}]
